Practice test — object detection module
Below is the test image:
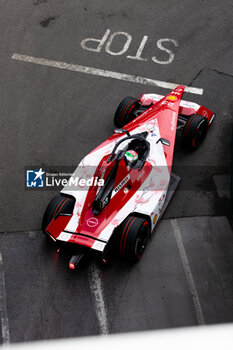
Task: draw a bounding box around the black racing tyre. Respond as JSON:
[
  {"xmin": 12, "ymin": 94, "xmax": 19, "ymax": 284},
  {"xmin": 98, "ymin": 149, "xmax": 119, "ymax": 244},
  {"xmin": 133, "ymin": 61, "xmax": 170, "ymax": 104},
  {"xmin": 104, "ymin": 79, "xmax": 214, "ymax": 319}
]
[
  {"xmin": 119, "ymin": 216, "xmax": 150, "ymax": 263},
  {"xmin": 114, "ymin": 97, "xmax": 140, "ymax": 128},
  {"xmin": 42, "ymin": 195, "xmax": 75, "ymax": 234},
  {"xmin": 182, "ymin": 114, "xmax": 209, "ymax": 151}
]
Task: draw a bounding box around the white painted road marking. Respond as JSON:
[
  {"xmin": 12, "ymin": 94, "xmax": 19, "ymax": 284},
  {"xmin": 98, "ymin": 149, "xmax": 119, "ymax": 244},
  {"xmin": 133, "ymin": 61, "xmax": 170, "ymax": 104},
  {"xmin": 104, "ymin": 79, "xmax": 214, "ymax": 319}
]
[
  {"xmin": 11, "ymin": 53, "xmax": 203, "ymax": 95},
  {"xmin": 170, "ymin": 219, "xmax": 206, "ymax": 325},
  {"xmin": 0, "ymin": 253, "xmax": 10, "ymax": 344},
  {"xmin": 127, "ymin": 35, "xmax": 148, "ymax": 61},
  {"xmin": 80, "ymin": 29, "xmax": 179, "ymax": 64},
  {"xmin": 105, "ymin": 31, "xmax": 132, "ymax": 56},
  {"xmin": 87, "ymin": 262, "xmax": 108, "ymax": 335},
  {"xmin": 80, "ymin": 29, "xmax": 111, "ymax": 53},
  {"xmin": 152, "ymin": 39, "xmax": 179, "ymax": 65}
]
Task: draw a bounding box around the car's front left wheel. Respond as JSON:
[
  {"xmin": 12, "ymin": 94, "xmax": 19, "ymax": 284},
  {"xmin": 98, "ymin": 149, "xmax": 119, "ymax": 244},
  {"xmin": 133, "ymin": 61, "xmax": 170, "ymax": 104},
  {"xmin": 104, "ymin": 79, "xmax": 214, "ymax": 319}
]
[{"xmin": 114, "ymin": 97, "xmax": 140, "ymax": 128}]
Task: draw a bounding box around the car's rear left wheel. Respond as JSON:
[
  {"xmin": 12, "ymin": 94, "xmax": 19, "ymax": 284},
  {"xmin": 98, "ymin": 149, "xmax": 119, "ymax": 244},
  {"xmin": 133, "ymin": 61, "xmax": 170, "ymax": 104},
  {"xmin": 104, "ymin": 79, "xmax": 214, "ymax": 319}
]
[{"xmin": 119, "ymin": 216, "xmax": 150, "ymax": 262}]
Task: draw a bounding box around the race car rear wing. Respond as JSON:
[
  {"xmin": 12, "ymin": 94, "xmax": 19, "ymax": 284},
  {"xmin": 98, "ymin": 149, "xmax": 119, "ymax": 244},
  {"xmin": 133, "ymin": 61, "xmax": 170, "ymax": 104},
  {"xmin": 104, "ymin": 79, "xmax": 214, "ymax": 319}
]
[{"xmin": 139, "ymin": 93, "xmax": 215, "ymax": 126}]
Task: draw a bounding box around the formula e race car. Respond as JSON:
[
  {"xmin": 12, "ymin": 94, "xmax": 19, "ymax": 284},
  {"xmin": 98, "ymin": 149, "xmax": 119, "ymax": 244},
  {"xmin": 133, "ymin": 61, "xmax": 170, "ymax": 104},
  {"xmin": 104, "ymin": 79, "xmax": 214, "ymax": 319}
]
[{"xmin": 42, "ymin": 85, "xmax": 215, "ymax": 269}]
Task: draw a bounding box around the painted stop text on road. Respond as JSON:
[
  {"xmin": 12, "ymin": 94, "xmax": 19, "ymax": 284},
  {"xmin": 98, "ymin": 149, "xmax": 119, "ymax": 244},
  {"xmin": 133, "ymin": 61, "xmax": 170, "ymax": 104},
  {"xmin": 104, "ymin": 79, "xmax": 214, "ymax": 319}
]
[{"xmin": 80, "ymin": 29, "xmax": 179, "ymax": 65}]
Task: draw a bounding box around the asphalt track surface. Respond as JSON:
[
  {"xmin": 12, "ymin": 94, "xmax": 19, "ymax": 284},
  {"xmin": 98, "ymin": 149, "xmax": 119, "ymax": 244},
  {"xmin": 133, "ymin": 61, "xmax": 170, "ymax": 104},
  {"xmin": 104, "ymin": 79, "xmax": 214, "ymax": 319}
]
[{"xmin": 1, "ymin": 0, "xmax": 233, "ymax": 344}]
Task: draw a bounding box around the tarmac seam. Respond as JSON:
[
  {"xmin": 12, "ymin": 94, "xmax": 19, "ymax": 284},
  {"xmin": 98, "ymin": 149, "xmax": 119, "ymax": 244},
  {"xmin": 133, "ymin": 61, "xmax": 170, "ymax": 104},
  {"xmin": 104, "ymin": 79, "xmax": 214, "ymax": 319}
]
[
  {"xmin": 0, "ymin": 253, "xmax": 10, "ymax": 344},
  {"xmin": 170, "ymin": 219, "xmax": 206, "ymax": 326},
  {"xmin": 207, "ymin": 68, "xmax": 233, "ymax": 79},
  {"xmin": 188, "ymin": 68, "xmax": 204, "ymax": 87},
  {"xmin": 87, "ymin": 261, "xmax": 108, "ymax": 335},
  {"xmin": 189, "ymin": 67, "xmax": 233, "ymax": 87}
]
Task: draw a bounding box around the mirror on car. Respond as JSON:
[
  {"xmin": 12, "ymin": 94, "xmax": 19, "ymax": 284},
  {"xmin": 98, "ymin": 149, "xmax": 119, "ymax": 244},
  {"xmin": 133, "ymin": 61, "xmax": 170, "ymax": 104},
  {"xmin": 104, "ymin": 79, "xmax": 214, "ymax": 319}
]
[
  {"xmin": 114, "ymin": 128, "xmax": 130, "ymax": 136},
  {"xmin": 156, "ymin": 137, "xmax": 170, "ymax": 146}
]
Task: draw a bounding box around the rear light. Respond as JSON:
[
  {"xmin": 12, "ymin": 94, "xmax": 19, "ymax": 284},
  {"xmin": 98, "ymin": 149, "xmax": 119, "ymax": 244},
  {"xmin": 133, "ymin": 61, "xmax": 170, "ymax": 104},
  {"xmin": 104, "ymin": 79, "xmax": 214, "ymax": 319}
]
[{"xmin": 69, "ymin": 262, "xmax": 75, "ymax": 270}]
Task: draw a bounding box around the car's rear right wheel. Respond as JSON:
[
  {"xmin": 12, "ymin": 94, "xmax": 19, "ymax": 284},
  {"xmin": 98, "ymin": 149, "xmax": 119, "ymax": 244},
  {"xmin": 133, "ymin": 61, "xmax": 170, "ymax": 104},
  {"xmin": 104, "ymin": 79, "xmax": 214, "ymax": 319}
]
[{"xmin": 119, "ymin": 216, "xmax": 150, "ymax": 263}]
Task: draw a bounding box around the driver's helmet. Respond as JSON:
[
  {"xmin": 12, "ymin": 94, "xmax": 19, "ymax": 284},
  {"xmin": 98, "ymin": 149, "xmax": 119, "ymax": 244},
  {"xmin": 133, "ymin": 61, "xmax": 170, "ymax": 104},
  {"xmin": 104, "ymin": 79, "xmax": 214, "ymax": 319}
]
[{"xmin": 125, "ymin": 150, "xmax": 138, "ymax": 166}]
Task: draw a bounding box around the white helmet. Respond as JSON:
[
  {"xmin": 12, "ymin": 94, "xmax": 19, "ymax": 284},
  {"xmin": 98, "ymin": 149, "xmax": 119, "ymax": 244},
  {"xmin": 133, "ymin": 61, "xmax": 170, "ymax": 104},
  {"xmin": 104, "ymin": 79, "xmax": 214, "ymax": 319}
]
[{"xmin": 125, "ymin": 150, "xmax": 138, "ymax": 166}]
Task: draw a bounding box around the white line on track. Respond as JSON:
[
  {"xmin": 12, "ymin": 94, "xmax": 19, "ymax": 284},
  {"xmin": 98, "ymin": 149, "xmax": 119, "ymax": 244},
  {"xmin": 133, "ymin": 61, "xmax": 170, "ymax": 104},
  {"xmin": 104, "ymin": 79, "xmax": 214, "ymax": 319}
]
[
  {"xmin": 170, "ymin": 219, "xmax": 205, "ymax": 326},
  {"xmin": 0, "ymin": 253, "xmax": 10, "ymax": 345},
  {"xmin": 11, "ymin": 53, "xmax": 203, "ymax": 95},
  {"xmin": 87, "ymin": 262, "xmax": 108, "ymax": 335}
]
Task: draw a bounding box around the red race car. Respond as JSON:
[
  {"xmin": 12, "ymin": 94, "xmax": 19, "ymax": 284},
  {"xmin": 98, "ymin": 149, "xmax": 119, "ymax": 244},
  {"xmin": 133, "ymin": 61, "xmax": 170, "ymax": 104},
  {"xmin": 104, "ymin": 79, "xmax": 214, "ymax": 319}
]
[{"xmin": 42, "ymin": 86, "xmax": 215, "ymax": 269}]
